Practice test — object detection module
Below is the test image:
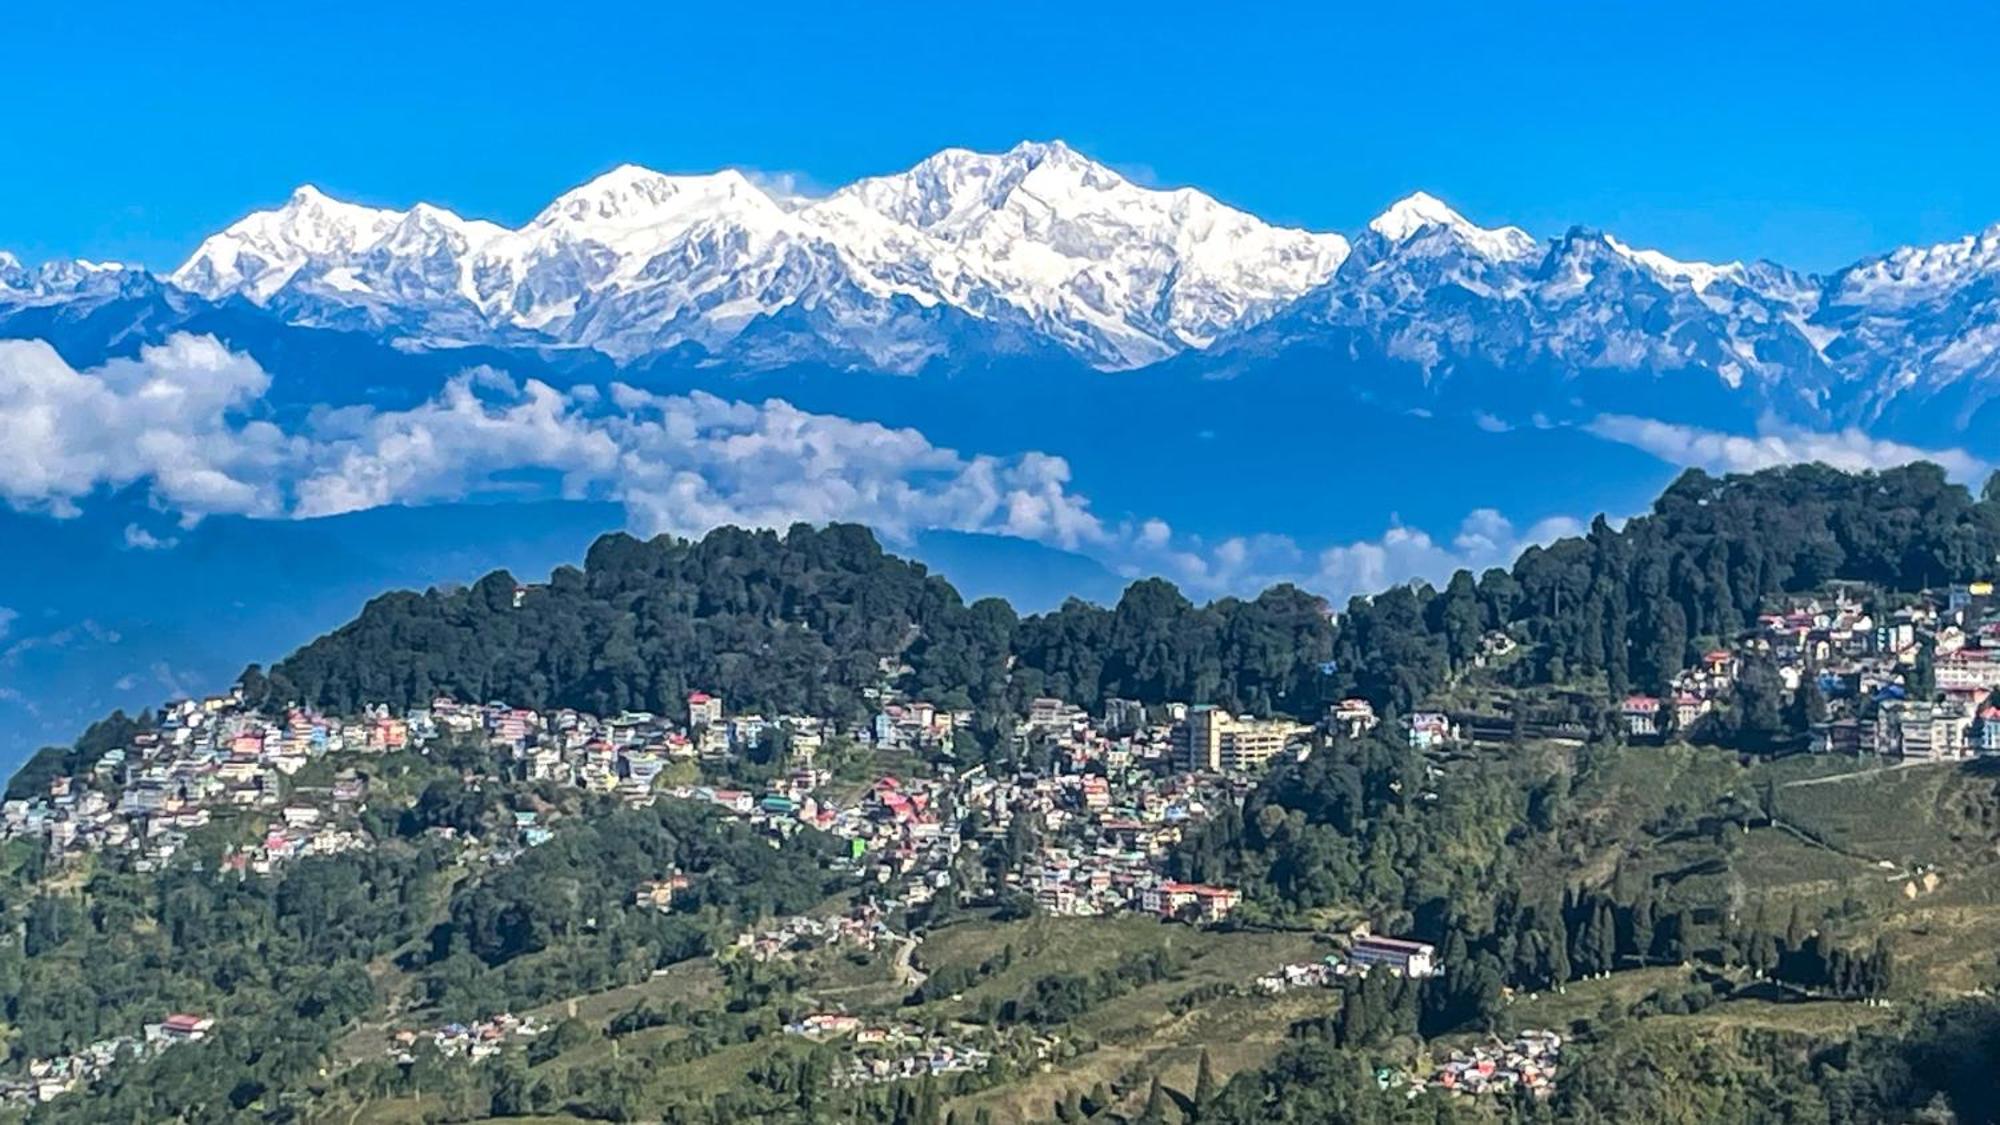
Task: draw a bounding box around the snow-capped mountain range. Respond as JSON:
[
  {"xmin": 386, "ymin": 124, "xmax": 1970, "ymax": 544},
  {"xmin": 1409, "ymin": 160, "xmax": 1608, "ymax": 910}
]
[
  {"xmin": 156, "ymin": 141, "xmax": 1351, "ymax": 371},
  {"xmin": 6, "ymin": 139, "xmax": 2000, "ymax": 434}
]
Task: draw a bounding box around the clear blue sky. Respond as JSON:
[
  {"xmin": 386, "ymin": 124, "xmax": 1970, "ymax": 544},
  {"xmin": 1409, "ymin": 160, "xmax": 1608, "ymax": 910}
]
[{"xmin": 7, "ymin": 0, "xmax": 1999, "ymax": 273}]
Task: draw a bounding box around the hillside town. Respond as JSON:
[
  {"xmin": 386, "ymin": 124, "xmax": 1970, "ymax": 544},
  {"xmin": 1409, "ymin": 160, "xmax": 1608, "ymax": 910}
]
[
  {"xmin": 1, "ymin": 575, "xmax": 1994, "ymax": 1111},
  {"xmin": 0, "ymin": 1014, "xmax": 214, "ymax": 1107},
  {"xmin": 0, "ymin": 675, "xmax": 1295, "ymax": 931},
  {"xmin": 782, "ymin": 1016, "xmax": 1004, "ymax": 1088},
  {"xmin": 1408, "ymin": 1030, "xmax": 1564, "ymax": 1100},
  {"xmin": 7, "ymin": 578, "xmax": 1997, "ymax": 938},
  {"xmin": 1389, "ymin": 580, "xmax": 2000, "ymax": 759}
]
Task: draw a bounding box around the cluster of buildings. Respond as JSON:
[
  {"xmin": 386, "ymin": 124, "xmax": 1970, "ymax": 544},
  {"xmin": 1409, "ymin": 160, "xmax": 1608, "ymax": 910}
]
[
  {"xmin": 1254, "ymin": 936, "xmax": 1442, "ymax": 994},
  {"xmin": 1007, "ymin": 770, "xmax": 1237, "ymax": 920},
  {"xmin": 0, "ymin": 1014, "xmax": 212, "ymax": 1107},
  {"xmin": 0, "ymin": 696, "xmax": 398, "ymax": 872},
  {"xmin": 432, "ymin": 693, "xmax": 833, "ymax": 798},
  {"xmin": 1601, "ymin": 583, "xmax": 2000, "ymax": 758},
  {"xmin": 221, "ymin": 803, "xmax": 370, "ymax": 875},
  {"xmin": 730, "ymin": 907, "xmax": 900, "ymax": 963},
  {"xmin": 10, "ymin": 670, "xmax": 1345, "ymax": 992},
  {"xmin": 385, "ymin": 1012, "xmax": 544, "ymax": 1064},
  {"xmin": 676, "ymin": 701, "xmax": 1258, "ymax": 926},
  {"xmin": 1413, "ymin": 1031, "xmax": 1562, "ymax": 1099},
  {"xmin": 784, "ymin": 1018, "xmax": 1001, "ymax": 1087}
]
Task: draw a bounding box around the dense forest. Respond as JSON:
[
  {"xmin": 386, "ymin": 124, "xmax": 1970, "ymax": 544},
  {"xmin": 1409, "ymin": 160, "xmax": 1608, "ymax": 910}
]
[
  {"xmin": 254, "ymin": 465, "xmax": 2000, "ymax": 730},
  {"xmin": 256, "ymin": 523, "xmax": 1348, "ymax": 725},
  {"xmin": 1331, "ymin": 463, "xmax": 2000, "ymax": 717}
]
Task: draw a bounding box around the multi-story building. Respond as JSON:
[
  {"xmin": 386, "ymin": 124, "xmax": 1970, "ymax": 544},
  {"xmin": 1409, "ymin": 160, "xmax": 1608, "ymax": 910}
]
[
  {"xmin": 1406, "ymin": 711, "xmax": 1455, "ymax": 751},
  {"xmin": 1938, "ymin": 650, "xmax": 2000, "ymax": 693},
  {"xmin": 1173, "ymin": 707, "xmax": 1307, "ymax": 773},
  {"xmin": 1347, "ymin": 935, "xmax": 1440, "ymax": 978},
  {"xmin": 1620, "ymin": 695, "xmax": 1662, "ymax": 739},
  {"xmin": 688, "ymin": 692, "xmax": 724, "ymax": 729},
  {"xmin": 1877, "ymin": 699, "xmax": 1967, "ymax": 761},
  {"xmin": 1103, "ymin": 698, "xmax": 1148, "ymax": 734},
  {"xmin": 1141, "ymin": 881, "xmax": 1240, "ymax": 923},
  {"xmin": 1327, "ymin": 698, "xmax": 1379, "ymax": 739}
]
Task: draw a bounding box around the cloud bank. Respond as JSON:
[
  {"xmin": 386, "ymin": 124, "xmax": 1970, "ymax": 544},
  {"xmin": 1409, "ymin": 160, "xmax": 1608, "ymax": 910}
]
[
  {"xmin": 1124, "ymin": 509, "xmax": 1586, "ymax": 603},
  {"xmin": 0, "ymin": 334, "xmax": 1614, "ymax": 604},
  {"xmin": 0, "ymin": 335, "xmax": 1107, "ymax": 550},
  {"xmin": 0, "ymin": 335, "xmax": 291, "ymax": 517},
  {"xmin": 1585, "ymin": 413, "xmax": 1990, "ymax": 481}
]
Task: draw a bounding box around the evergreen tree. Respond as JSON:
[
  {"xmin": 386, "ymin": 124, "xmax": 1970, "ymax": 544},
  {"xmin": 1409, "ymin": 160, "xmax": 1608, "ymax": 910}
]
[
  {"xmin": 1140, "ymin": 1075, "xmax": 1167, "ymax": 1124},
  {"xmin": 1589, "ymin": 898, "xmax": 1617, "ymax": 977},
  {"xmin": 1789, "ymin": 676, "xmax": 1830, "ymax": 734},
  {"xmin": 1908, "ymin": 643, "xmax": 1938, "ymax": 698},
  {"xmin": 1627, "ymin": 894, "xmax": 1655, "ymax": 966},
  {"xmin": 1194, "ymin": 1047, "xmax": 1218, "ymax": 1108}
]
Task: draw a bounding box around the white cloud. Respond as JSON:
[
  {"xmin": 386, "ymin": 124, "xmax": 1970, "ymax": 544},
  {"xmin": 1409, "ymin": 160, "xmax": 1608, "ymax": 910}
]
[
  {"xmin": 1585, "ymin": 414, "xmax": 1990, "ymax": 481},
  {"xmin": 0, "ymin": 607, "xmax": 15, "ymax": 641},
  {"xmin": 122, "ymin": 524, "xmax": 177, "ymax": 550},
  {"xmin": 0, "ymin": 332, "xmax": 1594, "ymax": 607},
  {"xmin": 1126, "ymin": 509, "xmax": 1585, "ymax": 604},
  {"xmin": 0, "ymin": 334, "xmax": 1109, "ymax": 554},
  {"xmin": 740, "ymin": 168, "xmax": 831, "ymax": 205},
  {"xmin": 0, "ymin": 335, "xmax": 292, "ymax": 517}
]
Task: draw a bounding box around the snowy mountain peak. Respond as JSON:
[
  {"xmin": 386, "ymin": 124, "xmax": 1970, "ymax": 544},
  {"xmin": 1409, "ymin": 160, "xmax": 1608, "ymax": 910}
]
[
  {"xmin": 830, "ymin": 139, "xmax": 1134, "ymax": 233},
  {"xmin": 172, "ymin": 185, "xmax": 403, "ymax": 300},
  {"xmin": 808, "ymin": 140, "xmax": 1347, "ymax": 363},
  {"xmin": 131, "ymin": 141, "xmax": 2000, "ymax": 393},
  {"xmin": 530, "ymin": 165, "xmax": 778, "ymax": 234},
  {"xmin": 1007, "ymin": 137, "xmax": 1082, "ymax": 161},
  {"xmin": 1368, "ymin": 191, "xmax": 1465, "ymax": 239},
  {"xmin": 1831, "ymin": 223, "xmax": 2000, "ymax": 312},
  {"xmin": 269, "ymin": 184, "xmax": 400, "ymax": 237},
  {"xmin": 1367, "ymin": 192, "xmax": 1539, "ymax": 263},
  {"xmin": 1602, "ymin": 234, "xmax": 1745, "ymax": 292},
  {"xmin": 0, "ymin": 255, "xmax": 160, "ymax": 305},
  {"xmin": 155, "ymin": 141, "xmax": 1352, "ymax": 370}
]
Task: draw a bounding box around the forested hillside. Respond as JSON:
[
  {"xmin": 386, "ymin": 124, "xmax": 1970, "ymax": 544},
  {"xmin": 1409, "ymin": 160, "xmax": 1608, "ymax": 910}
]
[
  {"xmin": 1331, "ymin": 463, "xmax": 2000, "ymax": 715},
  {"xmin": 256, "ymin": 524, "xmax": 1347, "ymax": 723},
  {"xmin": 261, "ymin": 464, "xmax": 2000, "ymax": 727}
]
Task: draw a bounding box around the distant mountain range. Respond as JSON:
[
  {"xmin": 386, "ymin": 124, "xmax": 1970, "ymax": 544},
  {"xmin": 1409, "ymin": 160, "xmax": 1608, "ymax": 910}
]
[{"xmin": 6, "ymin": 139, "xmax": 1999, "ymax": 445}]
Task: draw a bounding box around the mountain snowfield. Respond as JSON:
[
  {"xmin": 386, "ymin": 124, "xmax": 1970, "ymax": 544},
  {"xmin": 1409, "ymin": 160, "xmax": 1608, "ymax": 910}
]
[
  {"xmin": 162, "ymin": 141, "xmax": 1352, "ymax": 371},
  {"xmin": 5, "ymin": 139, "xmax": 2000, "ymax": 435}
]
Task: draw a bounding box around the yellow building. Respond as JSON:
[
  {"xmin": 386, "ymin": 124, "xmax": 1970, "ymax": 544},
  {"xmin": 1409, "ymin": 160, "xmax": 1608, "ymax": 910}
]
[{"xmin": 1174, "ymin": 706, "xmax": 1310, "ymax": 773}]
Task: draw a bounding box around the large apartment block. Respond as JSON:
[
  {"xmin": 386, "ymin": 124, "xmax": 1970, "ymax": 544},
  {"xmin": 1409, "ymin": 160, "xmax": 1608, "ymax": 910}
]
[{"xmin": 1173, "ymin": 706, "xmax": 1310, "ymax": 773}]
